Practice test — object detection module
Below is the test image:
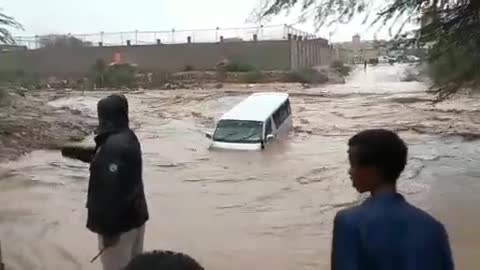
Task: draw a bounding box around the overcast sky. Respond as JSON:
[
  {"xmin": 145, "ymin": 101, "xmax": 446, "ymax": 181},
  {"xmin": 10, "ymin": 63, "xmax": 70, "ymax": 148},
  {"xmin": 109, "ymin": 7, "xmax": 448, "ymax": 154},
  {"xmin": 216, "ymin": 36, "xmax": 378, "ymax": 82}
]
[{"xmin": 3, "ymin": 0, "xmax": 399, "ymax": 42}]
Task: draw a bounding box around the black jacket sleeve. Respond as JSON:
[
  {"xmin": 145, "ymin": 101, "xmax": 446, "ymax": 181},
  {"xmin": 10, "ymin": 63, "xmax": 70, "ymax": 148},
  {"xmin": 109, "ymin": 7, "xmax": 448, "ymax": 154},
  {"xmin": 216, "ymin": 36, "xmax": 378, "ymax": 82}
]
[{"xmin": 62, "ymin": 145, "xmax": 96, "ymax": 163}]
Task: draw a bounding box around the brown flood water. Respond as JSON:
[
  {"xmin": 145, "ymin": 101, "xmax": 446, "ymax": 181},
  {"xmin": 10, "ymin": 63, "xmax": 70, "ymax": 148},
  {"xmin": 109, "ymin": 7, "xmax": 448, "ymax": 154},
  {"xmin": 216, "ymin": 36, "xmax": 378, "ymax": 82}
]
[{"xmin": 1, "ymin": 64, "xmax": 480, "ymax": 270}]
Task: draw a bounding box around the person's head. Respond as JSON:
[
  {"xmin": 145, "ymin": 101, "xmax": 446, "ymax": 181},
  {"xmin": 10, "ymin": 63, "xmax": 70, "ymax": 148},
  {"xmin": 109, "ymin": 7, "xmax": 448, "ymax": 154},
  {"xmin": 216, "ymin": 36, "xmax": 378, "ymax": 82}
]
[
  {"xmin": 124, "ymin": 250, "xmax": 204, "ymax": 270},
  {"xmin": 96, "ymin": 94, "xmax": 129, "ymax": 134},
  {"xmin": 348, "ymin": 129, "xmax": 408, "ymax": 194}
]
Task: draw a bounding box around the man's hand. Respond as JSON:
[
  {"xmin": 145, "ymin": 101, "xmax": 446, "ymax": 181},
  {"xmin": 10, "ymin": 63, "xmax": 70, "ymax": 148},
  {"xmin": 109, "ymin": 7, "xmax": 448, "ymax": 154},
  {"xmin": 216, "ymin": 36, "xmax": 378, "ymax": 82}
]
[
  {"xmin": 61, "ymin": 145, "xmax": 95, "ymax": 163},
  {"xmin": 102, "ymin": 234, "xmax": 120, "ymax": 248}
]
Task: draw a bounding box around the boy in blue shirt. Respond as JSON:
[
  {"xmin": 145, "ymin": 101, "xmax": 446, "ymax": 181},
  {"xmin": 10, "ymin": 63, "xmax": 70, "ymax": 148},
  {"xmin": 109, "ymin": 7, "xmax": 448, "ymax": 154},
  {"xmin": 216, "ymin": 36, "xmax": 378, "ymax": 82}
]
[{"xmin": 331, "ymin": 129, "xmax": 454, "ymax": 270}]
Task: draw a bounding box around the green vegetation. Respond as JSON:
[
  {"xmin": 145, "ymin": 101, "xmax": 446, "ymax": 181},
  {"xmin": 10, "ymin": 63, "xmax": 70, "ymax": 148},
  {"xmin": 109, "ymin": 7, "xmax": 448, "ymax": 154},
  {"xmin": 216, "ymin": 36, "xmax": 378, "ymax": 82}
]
[
  {"xmin": 256, "ymin": 0, "xmax": 480, "ymax": 97},
  {"xmin": 428, "ymin": 38, "xmax": 480, "ymax": 98},
  {"xmin": 90, "ymin": 59, "xmax": 138, "ymax": 88},
  {"xmin": 215, "ymin": 60, "xmax": 257, "ymax": 83},
  {"xmin": 242, "ymin": 70, "xmax": 265, "ymax": 83},
  {"xmin": 330, "ymin": 60, "xmax": 352, "ymax": 77},
  {"xmin": 283, "ymin": 68, "xmax": 328, "ymax": 84},
  {"xmin": 223, "ymin": 61, "xmax": 255, "ymax": 72}
]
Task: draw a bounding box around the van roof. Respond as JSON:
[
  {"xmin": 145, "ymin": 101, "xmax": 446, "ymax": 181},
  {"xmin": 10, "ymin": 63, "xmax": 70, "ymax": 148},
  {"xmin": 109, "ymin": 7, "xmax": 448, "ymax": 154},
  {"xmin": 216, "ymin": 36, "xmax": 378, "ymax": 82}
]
[{"xmin": 220, "ymin": 92, "xmax": 289, "ymax": 122}]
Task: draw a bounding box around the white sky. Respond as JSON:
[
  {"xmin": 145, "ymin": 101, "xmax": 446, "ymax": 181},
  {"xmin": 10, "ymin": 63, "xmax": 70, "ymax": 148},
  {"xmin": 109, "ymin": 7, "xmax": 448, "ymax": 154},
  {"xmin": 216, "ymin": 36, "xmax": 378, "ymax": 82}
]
[{"xmin": 3, "ymin": 0, "xmax": 403, "ymax": 42}]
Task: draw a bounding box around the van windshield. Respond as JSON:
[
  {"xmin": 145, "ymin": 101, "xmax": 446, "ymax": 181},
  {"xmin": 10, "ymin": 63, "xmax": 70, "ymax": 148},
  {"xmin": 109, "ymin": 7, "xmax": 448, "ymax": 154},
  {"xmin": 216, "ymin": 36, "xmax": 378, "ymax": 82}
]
[{"xmin": 213, "ymin": 120, "xmax": 263, "ymax": 143}]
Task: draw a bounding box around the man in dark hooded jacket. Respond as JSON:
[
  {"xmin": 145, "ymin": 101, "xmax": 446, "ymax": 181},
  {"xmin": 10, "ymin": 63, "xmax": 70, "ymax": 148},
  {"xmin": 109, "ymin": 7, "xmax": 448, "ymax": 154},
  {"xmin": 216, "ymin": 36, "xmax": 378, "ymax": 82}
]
[{"xmin": 62, "ymin": 94, "xmax": 149, "ymax": 270}]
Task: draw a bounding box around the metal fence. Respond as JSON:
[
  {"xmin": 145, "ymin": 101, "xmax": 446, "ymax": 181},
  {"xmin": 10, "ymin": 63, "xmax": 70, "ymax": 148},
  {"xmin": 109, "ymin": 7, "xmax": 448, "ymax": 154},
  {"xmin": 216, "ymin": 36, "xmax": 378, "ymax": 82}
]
[{"xmin": 13, "ymin": 25, "xmax": 317, "ymax": 49}]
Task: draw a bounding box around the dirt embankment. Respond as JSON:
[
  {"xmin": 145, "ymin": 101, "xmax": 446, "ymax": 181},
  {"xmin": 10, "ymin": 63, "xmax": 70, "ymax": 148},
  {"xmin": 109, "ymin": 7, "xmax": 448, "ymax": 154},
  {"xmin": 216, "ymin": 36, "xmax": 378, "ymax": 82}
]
[
  {"xmin": 0, "ymin": 89, "xmax": 95, "ymax": 162},
  {"xmin": 32, "ymin": 65, "xmax": 349, "ymax": 92}
]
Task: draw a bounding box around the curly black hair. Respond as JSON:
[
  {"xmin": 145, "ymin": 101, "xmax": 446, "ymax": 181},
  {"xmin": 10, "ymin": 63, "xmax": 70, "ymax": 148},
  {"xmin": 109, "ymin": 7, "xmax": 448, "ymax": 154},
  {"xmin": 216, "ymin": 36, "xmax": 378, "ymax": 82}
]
[
  {"xmin": 348, "ymin": 129, "xmax": 408, "ymax": 183},
  {"xmin": 124, "ymin": 250, "xmax": 205, "ymax": 270}
]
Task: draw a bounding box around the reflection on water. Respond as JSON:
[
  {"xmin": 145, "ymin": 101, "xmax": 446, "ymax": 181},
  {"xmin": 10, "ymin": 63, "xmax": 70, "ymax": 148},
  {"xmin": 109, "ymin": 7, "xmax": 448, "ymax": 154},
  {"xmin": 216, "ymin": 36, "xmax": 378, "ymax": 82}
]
[{"xmin": 1, "ymin": 64, "xmax": 479, "ymax": 270}]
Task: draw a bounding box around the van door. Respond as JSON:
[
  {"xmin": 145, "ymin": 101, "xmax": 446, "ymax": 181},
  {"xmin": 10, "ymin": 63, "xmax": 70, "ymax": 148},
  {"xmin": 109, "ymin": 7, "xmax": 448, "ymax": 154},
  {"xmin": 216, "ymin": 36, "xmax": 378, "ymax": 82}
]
[
  {"xmin": 273, "ymin": 99, "xmax": 292, "ymax": 136},
  {"xmin": 264, "ymin": 117, "xmax": 275, "ymax": 145}
]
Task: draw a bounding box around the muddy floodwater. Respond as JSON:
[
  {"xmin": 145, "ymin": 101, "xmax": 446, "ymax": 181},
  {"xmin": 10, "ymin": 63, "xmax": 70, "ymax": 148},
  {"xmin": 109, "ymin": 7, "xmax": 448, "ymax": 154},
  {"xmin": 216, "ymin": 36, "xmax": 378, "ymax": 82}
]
[{"xmin": 1, "ymin": 65, "xmax": 480, "ymax": 270}]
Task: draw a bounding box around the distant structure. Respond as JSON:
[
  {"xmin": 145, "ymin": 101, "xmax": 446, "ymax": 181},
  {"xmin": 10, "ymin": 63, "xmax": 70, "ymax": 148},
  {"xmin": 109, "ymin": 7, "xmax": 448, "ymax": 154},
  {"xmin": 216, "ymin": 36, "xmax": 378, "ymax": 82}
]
[
  {"xmin": 352, "ymin": 34, "xmax": 361, "ymax": 49},
  {"xmin": 334, "ymin": 33, "xmax": 429, "ymax": 64},
  {"xmin": 334, "ymin": 34, "xmax": 388, "ymax": 64}
]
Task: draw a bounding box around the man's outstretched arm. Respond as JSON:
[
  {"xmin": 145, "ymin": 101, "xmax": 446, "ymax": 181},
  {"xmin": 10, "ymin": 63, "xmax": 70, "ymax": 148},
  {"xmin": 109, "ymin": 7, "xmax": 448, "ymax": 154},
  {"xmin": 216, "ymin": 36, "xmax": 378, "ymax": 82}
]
[{"xmin": 62, "ymin": 145, "xmax": 95, "ymax": 163}]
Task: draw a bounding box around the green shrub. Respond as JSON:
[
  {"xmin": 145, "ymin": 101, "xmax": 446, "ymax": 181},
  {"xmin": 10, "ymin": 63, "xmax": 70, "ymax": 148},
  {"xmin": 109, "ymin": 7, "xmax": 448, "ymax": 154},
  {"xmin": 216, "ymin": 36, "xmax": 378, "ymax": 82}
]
[
  {"xmin": 90, "ymin": 59, "xmax": 137, "ymax": 88},
  {"xmin": 105, "ymin": 64, "xmax": 137, "ymax": 88},
  {"xmin": 224, "ymin": 61, "xmax": 255, "ymax": 72},
  {"xmin": 242, "ymin": 70, "xmax": 265, "ymax": 83},
  {"xmin": 283, "ymin": 68, "xmax": 328, "ymax": 84},
  {"xmin": 330, "ymin": 60, "xmax": 352, "ymax": 76},
  {"xmin": 428, "ymin": 45, "xmax": 480, "ymax": 87}
]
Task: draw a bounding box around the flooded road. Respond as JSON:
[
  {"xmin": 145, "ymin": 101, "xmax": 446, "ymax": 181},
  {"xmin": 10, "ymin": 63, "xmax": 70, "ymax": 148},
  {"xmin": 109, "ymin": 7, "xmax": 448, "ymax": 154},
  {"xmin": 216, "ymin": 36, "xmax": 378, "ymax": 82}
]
[{"xmin": 1, "ymin": 64, "xmax": 480, "ymax": 270}]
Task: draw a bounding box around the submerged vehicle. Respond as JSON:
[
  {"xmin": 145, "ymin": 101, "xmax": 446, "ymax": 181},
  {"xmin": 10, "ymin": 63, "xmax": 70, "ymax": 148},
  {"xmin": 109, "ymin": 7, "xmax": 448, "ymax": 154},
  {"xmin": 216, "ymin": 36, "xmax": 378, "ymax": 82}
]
[{"xmin": 206, "ymin": 92, "xmax": 292, "ymax": 150}]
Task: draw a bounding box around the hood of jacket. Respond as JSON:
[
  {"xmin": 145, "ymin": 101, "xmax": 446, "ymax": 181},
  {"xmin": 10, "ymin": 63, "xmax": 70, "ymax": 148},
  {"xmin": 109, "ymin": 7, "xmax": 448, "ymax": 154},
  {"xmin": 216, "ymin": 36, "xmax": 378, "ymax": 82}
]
[{"xmin": 95, "ymin": 94, "xmax": 129, "ymax": 145}]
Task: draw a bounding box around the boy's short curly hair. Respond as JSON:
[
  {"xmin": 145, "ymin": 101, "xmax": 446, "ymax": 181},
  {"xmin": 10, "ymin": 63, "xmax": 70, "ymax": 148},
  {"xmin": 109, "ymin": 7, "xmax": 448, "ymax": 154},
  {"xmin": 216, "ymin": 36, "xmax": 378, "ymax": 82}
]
[
  {"xmin": 125, "ymin": 250, "xmax": 204, "ymax": 270},
  {"xmin": 348, "ymin": 129, "xmax": 408, "ymax": 182}
]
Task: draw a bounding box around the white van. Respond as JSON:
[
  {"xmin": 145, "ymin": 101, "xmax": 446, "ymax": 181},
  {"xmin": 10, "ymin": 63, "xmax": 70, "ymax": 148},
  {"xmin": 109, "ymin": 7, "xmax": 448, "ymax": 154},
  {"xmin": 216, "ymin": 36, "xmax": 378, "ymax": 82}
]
[{"xmin": 207, "ymin": 92, "xmax": 292, "ymax": 150}]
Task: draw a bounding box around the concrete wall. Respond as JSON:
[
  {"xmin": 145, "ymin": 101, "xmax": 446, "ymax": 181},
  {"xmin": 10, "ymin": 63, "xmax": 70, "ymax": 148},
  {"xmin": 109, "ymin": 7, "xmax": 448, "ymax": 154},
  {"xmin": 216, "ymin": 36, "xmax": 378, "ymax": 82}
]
[
  {"xmin": 0, "ymin": 39, "xmax": 334, "ymax": 77},
  {"xmin": 290, "ymin": 38, "xmax": 334, "ymax": 69},
  {"xmin": 0, "ymin": 41, "xmax": 291, "ymax": 77}
]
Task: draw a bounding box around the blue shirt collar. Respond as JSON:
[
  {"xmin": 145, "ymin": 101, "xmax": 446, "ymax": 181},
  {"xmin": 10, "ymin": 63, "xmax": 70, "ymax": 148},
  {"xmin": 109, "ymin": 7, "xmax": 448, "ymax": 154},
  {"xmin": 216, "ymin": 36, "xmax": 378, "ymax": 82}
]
[{"xmin": 364, "ymin": 191, "xmax": 405, "ymax": 204}]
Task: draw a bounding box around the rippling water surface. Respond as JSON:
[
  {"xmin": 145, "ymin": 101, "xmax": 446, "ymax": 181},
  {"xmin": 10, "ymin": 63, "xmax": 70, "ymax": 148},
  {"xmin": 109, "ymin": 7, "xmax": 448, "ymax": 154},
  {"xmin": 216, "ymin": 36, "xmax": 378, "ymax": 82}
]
[{"xmin": 1, "ymin": 64, "xmax": 479, "ymax": 270}]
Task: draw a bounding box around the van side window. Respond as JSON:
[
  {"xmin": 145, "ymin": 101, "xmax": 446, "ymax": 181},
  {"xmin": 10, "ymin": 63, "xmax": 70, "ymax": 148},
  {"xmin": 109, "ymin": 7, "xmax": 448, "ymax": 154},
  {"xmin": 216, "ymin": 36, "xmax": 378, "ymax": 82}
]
[
  {"xmin": 273, "ymin": 110, "xmax": 281, "ymax": 127},
  {"xmin": 273, "ymin": 99, "xmax": 291, "ymax": 127},
  {"xmin": 265, "ymin": 118, "xmax": 273, "ymax": 138}
]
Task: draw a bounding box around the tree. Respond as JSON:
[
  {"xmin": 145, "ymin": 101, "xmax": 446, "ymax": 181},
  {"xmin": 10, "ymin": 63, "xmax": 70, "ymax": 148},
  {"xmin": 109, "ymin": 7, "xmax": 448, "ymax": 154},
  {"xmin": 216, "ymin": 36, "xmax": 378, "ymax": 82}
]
[
  {"xmin": 0, "ymin": 12, "xmax": 22, "ymax": 44},
  {"xmin": 255, "ymin": 0, "xmax": 480, "ymax": 97},
  {"xmin": 38, "ymin": 34, "xmax": 93, "ymax": 48},
  {"xmin": 0, "ymin": 11, "xmax": 23, "ymax": 96}
]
